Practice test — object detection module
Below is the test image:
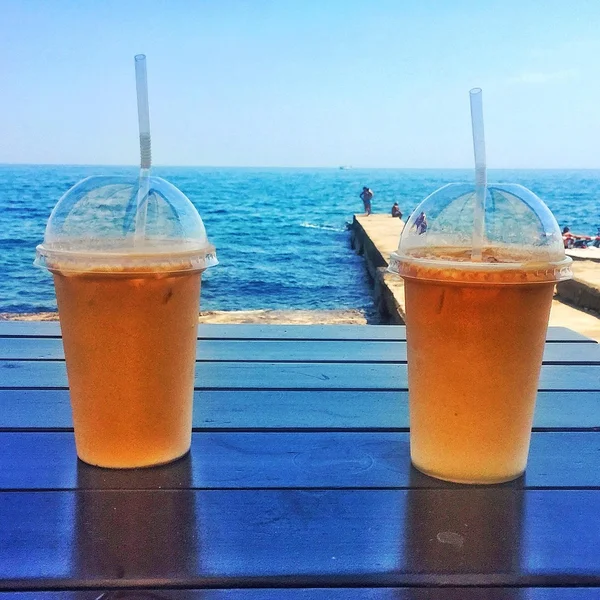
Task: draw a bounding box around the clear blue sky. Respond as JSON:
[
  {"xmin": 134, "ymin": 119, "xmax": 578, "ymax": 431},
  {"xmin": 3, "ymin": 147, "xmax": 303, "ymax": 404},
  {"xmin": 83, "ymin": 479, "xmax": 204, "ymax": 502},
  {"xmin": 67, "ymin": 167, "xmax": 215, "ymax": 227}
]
[{"xmin": 2, "ymin": 0, "xmax": 600, "ymax": 168}]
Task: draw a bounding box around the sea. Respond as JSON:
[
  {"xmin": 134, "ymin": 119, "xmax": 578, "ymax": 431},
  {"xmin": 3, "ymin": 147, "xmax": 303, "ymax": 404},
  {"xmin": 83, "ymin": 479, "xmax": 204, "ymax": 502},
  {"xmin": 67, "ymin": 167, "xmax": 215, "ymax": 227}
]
[{"xmin": 0, "ymin": 165, "xmax": 599, "ymax": 316}]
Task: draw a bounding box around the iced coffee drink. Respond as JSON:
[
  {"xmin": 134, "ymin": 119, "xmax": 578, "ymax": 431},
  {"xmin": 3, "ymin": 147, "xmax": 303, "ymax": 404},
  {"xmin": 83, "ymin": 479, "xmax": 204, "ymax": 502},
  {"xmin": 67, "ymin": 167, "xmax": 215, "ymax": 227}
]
[
  {"xmin": 389, "ymin": 183, "xmax": 572, "ymax": 483},
  {"xmin": 36, "ymin": 176, "xmax": 217, "ymax": 468}
]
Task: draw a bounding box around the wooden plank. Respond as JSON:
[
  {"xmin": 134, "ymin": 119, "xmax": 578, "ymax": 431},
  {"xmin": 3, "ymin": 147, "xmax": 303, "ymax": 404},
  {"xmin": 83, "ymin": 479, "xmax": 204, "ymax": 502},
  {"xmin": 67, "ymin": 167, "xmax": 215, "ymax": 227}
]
[
  {"xmin": 1, "ymin": 361, "xmax": 599, "ymax": 391},
  {"xmin": 2, "ymin": 589, "xmax": 599, "ymax": 599},
  {"xmin": 3, "ymin": 338, "xmax": 600, "ymax": 365},
  {"xmin": 0, "ymin": 338, "xmax": 402, "ymax": 363},
  {"xmin": 0, "ymin": 321, "xmax": 63, "ymax": 338},
  {"xmin": 0, "ymin": 431, "xmax": 599, "ymax": 490},
  {"xmin": 0, "ymin": 595, "xmax": 101, "ymax": 599},
  {"xmin": 0, "ymin": 489, "xmax": 598, "ymax": 589},
  {"xmin": 0, "ymin": 321, "xmax": 594, "ymax": 343},
  {"xmin": 0, "ymin": 389, "xmax": 598, "ymax": 431},
  {"xmin": 0, "ymin": 322, "xmax": 409, "ymax": 340}
]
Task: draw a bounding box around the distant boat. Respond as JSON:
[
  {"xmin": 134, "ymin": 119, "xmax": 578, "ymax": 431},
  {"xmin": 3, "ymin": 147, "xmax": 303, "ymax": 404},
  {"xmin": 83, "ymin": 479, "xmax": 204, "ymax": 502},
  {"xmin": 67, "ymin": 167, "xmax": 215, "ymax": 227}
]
[{"xmin": 339, "ymin": 165, "xmax": 353, "ymax": 170}]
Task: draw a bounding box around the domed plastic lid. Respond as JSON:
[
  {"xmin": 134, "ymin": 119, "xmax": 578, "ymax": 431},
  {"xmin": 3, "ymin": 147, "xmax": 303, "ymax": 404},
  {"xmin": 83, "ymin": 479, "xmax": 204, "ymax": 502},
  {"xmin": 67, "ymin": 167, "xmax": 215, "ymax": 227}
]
[
  {"xmin": 35, "ymin": 175, "xmax": 217, "ymax": 273},
  {"xmin": 388, "ymin": 183, "xmax": 572, "ymax": 284}
]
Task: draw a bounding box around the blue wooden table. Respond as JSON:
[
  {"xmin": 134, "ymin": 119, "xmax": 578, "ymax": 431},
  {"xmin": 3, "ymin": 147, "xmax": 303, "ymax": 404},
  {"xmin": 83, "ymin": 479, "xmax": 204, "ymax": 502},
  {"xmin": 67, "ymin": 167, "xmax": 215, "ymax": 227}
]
[{"xmin": 0, "ymin": 322, "xmax": 599, "ymax": 598}]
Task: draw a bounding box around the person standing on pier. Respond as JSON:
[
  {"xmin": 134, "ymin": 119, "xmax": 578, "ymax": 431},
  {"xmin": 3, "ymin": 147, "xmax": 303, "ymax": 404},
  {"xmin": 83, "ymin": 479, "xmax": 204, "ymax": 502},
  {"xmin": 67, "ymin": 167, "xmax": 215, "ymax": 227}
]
[{"xmin": 360, "ymin": 186, "xmax": 373, "ymax": 216}]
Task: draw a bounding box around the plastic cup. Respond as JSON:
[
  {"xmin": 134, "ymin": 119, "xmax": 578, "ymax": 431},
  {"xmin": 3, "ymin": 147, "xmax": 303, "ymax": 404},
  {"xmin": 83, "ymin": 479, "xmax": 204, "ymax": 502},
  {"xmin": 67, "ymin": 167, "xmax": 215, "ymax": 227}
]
[
  {"xmin": 388, "ymin": 183, "xmax": 572, "ymax": 484},
  {"xmin": 35, "ymin": 175, "xmax": 217, "ymax": 468}
]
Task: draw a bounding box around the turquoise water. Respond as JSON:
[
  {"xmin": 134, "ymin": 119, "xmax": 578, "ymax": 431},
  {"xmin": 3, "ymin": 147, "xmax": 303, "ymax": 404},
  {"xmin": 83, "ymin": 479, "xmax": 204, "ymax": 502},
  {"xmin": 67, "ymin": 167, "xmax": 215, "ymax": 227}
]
[{"xmin": 0, "ymin": 165, "xmax": 599, "ymax": 314}]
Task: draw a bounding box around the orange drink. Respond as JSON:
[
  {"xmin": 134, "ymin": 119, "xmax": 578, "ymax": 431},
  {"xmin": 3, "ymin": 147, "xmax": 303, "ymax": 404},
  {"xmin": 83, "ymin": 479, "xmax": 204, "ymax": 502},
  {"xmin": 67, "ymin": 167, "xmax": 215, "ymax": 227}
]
[
  {"xmin": 402, "ymin": 255, "xmax": 556, "ymax": 483},
  {"xmin": 35, "ymin": 174, "xmax": 217, "ymax": 468},
  {"xmin": 35, "ymin": 58, "xmax": 217, "ymax": 468},
  {"xmin": 388, "ymin": 182, "xmax": 572, "ymax": 484},
  {"xmin": 53, "ymin": 266, "xmax": 201, "ymax": 468}
]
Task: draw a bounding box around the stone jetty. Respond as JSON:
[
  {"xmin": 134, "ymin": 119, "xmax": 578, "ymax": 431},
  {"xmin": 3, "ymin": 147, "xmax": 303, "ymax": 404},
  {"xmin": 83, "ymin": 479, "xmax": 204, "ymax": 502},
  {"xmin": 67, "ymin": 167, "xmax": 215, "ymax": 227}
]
[{"xmin": 351, "ymin": 214, "xmax": 600, "ymax": 341}]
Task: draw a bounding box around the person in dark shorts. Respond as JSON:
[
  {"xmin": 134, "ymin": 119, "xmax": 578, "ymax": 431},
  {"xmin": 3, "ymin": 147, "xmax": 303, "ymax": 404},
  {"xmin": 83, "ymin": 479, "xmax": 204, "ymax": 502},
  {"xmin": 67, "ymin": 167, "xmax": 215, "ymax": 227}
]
[
  {"xmin": 360, "ymin": 187, "xmax": 373, "ymax": 215},
  {"xmin": 391, "ymin": 202, "xmax": 402, "ymax": 218}
]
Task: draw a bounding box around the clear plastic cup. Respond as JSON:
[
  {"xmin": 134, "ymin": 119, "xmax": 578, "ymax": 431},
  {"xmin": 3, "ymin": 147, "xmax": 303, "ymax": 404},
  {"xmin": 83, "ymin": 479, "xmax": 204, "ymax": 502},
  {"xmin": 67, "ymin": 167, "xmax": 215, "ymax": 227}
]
[
  {"xmin": 388, "ymin": 183, "xmax": 572, "ymax": 484},
  {"xmin": 35, "ymin": 175, "xmax": 217, "ymax": 468}
]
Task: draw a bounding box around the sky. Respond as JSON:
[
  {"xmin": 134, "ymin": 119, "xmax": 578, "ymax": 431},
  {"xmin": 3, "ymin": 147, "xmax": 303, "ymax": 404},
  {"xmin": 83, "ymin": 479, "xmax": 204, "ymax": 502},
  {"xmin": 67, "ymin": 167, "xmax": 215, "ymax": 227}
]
[{"xmin": 1, "ymin": 0, "xmax": 600, "ymax": 168}]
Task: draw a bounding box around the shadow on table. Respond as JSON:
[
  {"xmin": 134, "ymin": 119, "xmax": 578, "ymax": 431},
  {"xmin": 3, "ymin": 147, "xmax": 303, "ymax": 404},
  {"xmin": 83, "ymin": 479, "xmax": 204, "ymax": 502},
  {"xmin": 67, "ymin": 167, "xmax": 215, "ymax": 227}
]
[
  {"xmin": 74, "ymin": 453, "xmax": 198, "ymax": 598},
  {"xmin": 404, "ymin": 466, "xmax": 525, "ymax": 592},
  {"xmin": 71, "ymin": 454, "xmax": 526, "ymax": 594}
]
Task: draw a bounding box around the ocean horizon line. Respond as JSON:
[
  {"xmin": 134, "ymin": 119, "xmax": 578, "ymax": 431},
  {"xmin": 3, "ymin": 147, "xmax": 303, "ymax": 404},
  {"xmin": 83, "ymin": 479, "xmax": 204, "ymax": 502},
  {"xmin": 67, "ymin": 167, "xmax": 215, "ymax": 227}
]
[{"xmin": 2, "ymin": 163, "xmax": 600, "ymax": 171}]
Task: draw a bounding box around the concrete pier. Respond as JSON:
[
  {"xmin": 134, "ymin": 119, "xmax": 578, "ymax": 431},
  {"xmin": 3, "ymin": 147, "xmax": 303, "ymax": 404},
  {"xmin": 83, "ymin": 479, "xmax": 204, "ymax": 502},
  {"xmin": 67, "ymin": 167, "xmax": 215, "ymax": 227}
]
[
  {"xmin": 557, "ymin": 259, "xmax": 600, "ymax": 314},
  {"xmin": 350, "ymin": 214, "xmax": 406, "ymax": 324},
  {"xmin": 351, "ymin": 213, "xmax": 600, "ymax": 341}
]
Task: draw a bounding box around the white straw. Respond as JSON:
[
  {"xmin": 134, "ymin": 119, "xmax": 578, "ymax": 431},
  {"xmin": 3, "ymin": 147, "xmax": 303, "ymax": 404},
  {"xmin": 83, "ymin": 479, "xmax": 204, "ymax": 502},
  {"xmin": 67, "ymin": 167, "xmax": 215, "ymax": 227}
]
[
  {"xmin": 469, "ymin": 87, "xmax": 487, "ymax": 261},
  {"xmin": 134, "ymin": 54, "xmax": 152, "ymax": 243}
]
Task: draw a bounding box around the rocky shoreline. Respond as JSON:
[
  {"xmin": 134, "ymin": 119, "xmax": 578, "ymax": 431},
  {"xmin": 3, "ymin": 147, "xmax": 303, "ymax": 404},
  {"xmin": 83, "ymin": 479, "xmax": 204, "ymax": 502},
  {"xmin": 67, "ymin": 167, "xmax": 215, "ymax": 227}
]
[{"xmin": 0, "ymin": 309, "xmax": 369, "ymax": 325}]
